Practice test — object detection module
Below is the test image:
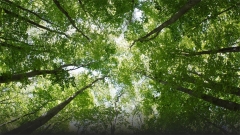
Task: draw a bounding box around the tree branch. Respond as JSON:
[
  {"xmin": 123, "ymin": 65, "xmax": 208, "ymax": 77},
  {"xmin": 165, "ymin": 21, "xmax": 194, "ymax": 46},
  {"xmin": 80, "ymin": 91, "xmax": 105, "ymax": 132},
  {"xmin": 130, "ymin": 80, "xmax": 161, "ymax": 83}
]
[
  {"xmin": 182, "ymin": 46, "xmax": 240, "ymax": 56},
  {"xmin": 131, "ymin": 0, "xmax": 201, "ymax": 48},
  {"xmin": 0, "ymin": 63, "xmax": 93, "ymax": 84},
  {"xmin": 3, "ymin": 0, "xmax": 55, "ymax": 26},
  {"xmin": 2, "ymin": 8, "xmax": 69, "ymax": 38},
  {"xmin": 0, "ymin": 41, "xmax": 50, "ymax": 53},
  {"xmin": 137, "ymin": 70, "xmax": 240, "ymax": 111},
  {"xmin": 53, "ymin": 0, "xmax": 90, "ymax": 40},
  {"xmin": 187, "ymin": 2, "xmax": 240, "ymax": 33}
]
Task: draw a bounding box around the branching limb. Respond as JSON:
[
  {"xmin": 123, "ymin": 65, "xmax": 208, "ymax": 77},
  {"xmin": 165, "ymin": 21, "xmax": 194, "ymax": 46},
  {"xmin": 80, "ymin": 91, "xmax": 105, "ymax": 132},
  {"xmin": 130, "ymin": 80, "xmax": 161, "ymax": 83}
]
[
  {"xmin": 53, "ymin": 0, "xmax": 90, "ymax": 41},
  {"xmin": 2, "ymin": 8, "xmax": 69, "ymax": 38},
  {"xmin": 3, "ymin": 0, "xmax": 55, "ymax": 26},
  {"xmin": 131, "ymin": 0, "xmax": 201, "ymax": 48}
]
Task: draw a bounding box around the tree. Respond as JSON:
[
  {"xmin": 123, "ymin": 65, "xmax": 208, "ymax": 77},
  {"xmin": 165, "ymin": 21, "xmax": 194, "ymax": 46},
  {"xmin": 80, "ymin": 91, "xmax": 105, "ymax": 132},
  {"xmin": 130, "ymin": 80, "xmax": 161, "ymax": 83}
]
[
  {"xmin": 3, "ymin": 77, "xmax": 105, "ymax": 134},
  {"xmin": 1, "ymin": 0, "xmax": 240, "ymax": 134},
  {"xmin": 128, "ymin": 0, "xmax": 240, "ymax": 133}
]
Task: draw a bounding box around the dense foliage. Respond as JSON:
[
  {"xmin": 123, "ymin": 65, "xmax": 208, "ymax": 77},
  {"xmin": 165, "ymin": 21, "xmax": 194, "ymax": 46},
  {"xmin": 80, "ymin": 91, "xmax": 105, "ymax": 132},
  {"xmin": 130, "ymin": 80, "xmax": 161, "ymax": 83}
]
[{"xmin": 0, "ymin": 0, "xmax": 240, "ymax": 134}]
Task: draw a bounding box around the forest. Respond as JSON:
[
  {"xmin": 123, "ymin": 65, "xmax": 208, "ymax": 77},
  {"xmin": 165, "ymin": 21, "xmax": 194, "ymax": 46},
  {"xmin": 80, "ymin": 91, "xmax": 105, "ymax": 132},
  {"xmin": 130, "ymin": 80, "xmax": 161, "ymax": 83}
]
[{"xmin": 0, "ymin": 0, "xmax": 240, "ymax": 134}]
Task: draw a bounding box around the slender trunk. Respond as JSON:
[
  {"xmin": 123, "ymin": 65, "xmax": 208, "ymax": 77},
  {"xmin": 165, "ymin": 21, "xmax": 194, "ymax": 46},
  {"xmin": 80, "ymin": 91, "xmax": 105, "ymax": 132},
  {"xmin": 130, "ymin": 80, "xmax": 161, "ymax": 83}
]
[
  {"xmin": 110, "ymin": 124, "xmax": 115, "ymax": 135},
  {"xmin": 150, "ymin": 76, "xmax": 240, "ymax": 111},
  {"xmin": 193, "ymin": 111, "xmax": 230, "ymax": 134},
  {"xmin": 3, "ymin": 77, "xmax": 104, "ymax": 134},
  {"xmin": 201, "ymin": 116, "xmax": 229, "ymax": 134},
  {"xmin": 132, "ymin": 0, "xmax": 201, "ymax": 45}
]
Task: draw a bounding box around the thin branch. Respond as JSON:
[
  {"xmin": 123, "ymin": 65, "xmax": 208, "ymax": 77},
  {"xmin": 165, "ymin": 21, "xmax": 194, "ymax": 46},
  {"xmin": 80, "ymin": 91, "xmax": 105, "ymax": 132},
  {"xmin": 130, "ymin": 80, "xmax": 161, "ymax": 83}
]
[
  {"xmin": 77, "ymin": 0, "xmax": 102, "ymax": 30},
  {"xmin": 188, "ymin": 2, "xmax": 240, "ymax": 33},
  {"xmin": 2, "ymin": 8, "xmax": 69, "ymax": 38},
  {"xmin": 3, "ymin": 0, "xmax": 55, "ymax": 26},
  {"xmin": 130, "ymin": 0, "xmax": 201, "ymax": 48},
  {"xmin": 53, "ymin": 0, "xmax": 90, "ymax": 40},
  {"xmin": 78, "ymin": 0, "xmax": 88, "ymax": 16},
  {"xmin": 0, "ymin": 41, "xmax": 50, "ymax": 53},
  {"xmin": 182, "ymin": 46, "xmax": 240, "ymax": 56},
  {"xmin": 188, "ymin": 71, "xmax": 240, "ymax": 97}
]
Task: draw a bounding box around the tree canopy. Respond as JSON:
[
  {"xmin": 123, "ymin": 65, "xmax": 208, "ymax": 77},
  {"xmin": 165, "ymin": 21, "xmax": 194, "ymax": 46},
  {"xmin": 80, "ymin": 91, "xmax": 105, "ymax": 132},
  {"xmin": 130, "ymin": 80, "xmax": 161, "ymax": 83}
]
[{"xmin": 0, "ymin": 0, "xmax": 240, "ymax": 134}]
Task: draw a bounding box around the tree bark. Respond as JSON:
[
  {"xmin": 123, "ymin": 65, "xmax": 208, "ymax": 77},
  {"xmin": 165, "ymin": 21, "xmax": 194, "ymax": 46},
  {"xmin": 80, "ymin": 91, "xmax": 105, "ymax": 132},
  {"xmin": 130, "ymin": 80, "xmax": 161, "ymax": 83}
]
[{"xmin": 3, "ymin": 77, "xmax": 105, "ymax": 134}]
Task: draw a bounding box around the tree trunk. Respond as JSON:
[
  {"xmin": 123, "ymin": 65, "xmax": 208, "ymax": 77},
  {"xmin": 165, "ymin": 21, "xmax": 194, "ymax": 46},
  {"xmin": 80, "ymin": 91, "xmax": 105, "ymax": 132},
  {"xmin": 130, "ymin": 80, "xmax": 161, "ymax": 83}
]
[
  {"xmin": 0, "ymin": 63, "xmax": 90, "ymax": 83},
  {"xmin": 154, "ymin": 78, "xmax": 240, "ymax": 111},
  {"xmin": 182, "ymin": 72, "xmax": 240, "ymax": 96},
  {"xmin": 3, "ymin": 77, "xmax": 105, "ymax": 134},
  {"xmin": 0, "ymin": 102, "xmax": 48, "ymax": 127},
  {"xmin": 0, "ymin": 70, "xmax": 57, "ymax": 84},
  {"xmin": 132, "ymin": 0, "xmax": 201, "ymax": 44},
  {"xmin": 176, "ymin": 86, "xmax": 240, "ymax": 111}
]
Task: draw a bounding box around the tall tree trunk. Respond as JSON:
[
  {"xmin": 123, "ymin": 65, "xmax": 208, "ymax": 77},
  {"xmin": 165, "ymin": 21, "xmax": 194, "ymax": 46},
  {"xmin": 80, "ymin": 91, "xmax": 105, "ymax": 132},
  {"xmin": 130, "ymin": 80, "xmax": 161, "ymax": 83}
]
[
  {"xmin": 138, "ymin": 70, "xmax": 240, "ymax": 110},
  {"xmin": 3, "ymin": 77, "xmax": 105, "ymax": 134},
  {"xmin": 176, "ymin": 86, "xmax": 240, "ymax": 111},
  {"xmin": 185, "ymin": 71, "xmax": 240, "ymax": 97},
  {"xmin": 0, "ymin": 69, "xmax": 57, "ymax": 84},
  {"xmin": 0, "ymin": 102, "xmax": 48, "ymax": 127},
  {"xmin": 154, "ymin": 78, "xmax": 240, "ymax": 111}
]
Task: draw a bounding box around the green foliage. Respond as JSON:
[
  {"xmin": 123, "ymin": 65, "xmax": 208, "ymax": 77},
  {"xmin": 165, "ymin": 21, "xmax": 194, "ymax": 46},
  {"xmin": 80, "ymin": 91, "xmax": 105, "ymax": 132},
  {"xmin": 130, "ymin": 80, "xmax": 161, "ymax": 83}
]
[{"xmin": 1, "ymin": 0, "xmax": 240, "ymax": 134}]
